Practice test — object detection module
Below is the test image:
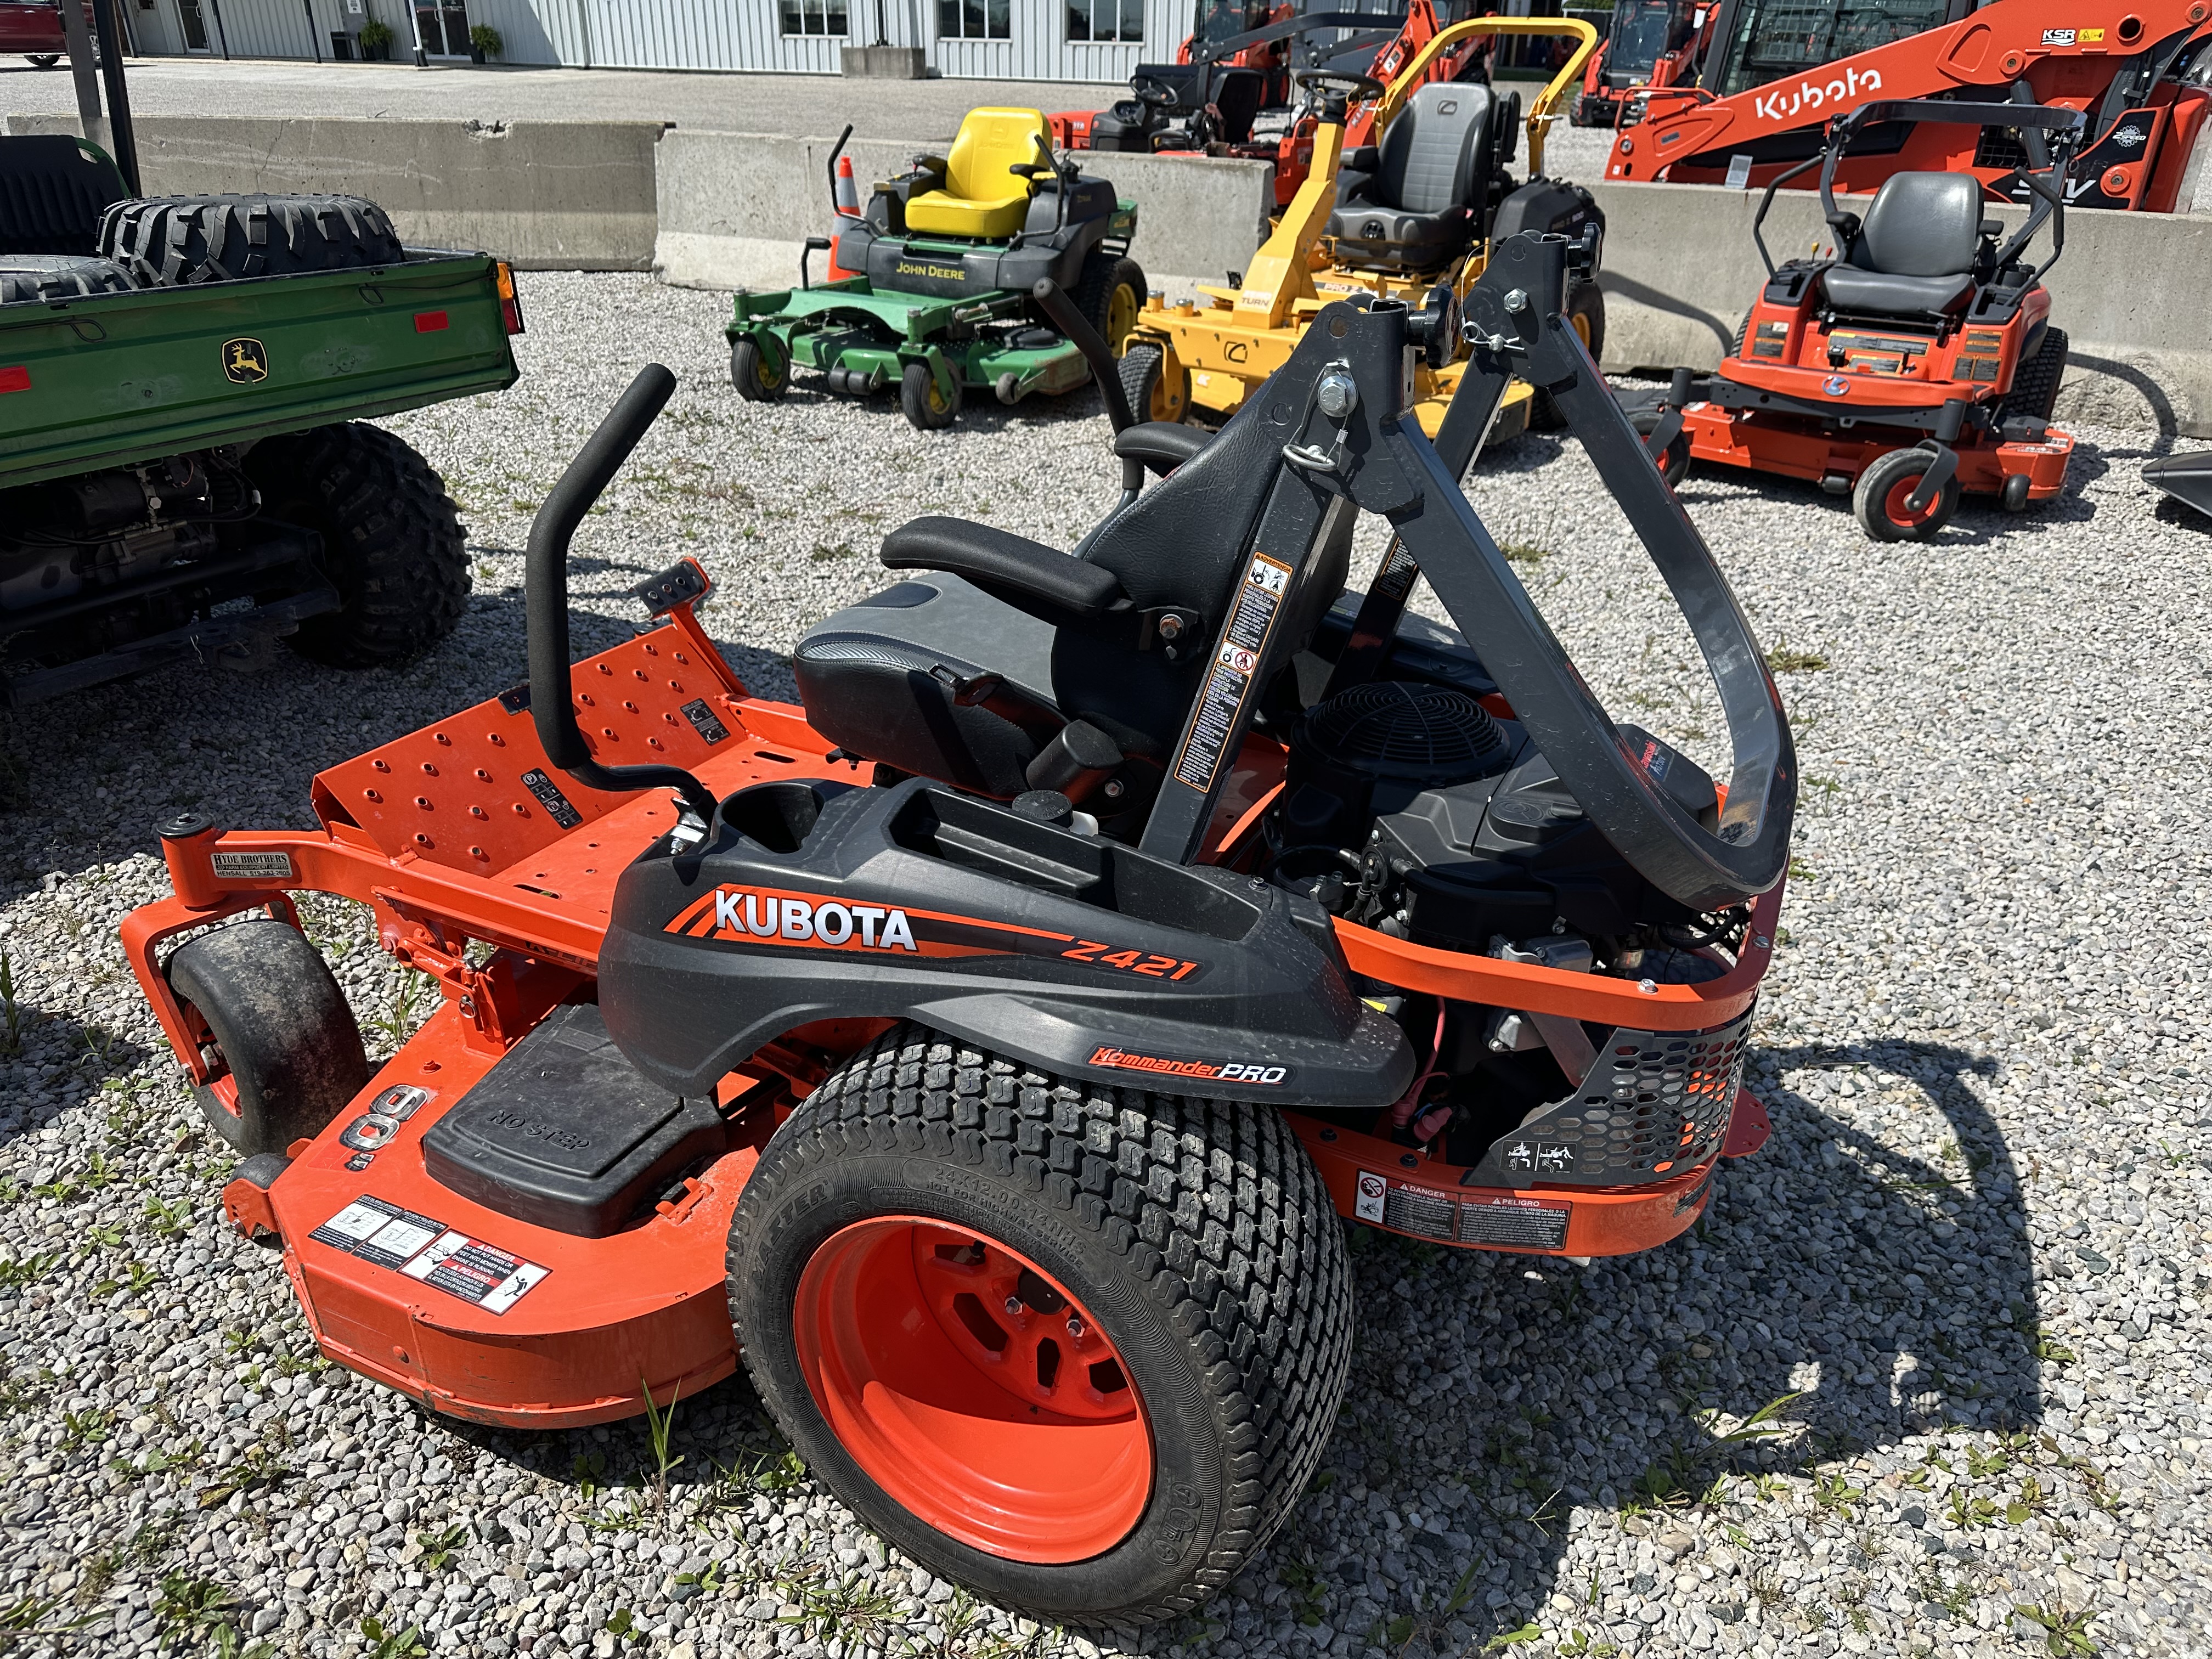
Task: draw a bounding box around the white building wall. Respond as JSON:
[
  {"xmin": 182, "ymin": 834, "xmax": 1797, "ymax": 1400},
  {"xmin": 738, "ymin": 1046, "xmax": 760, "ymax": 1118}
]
[{"xmin": 128, "ymin": 0, "xmax": 1182, "ymax": 76}]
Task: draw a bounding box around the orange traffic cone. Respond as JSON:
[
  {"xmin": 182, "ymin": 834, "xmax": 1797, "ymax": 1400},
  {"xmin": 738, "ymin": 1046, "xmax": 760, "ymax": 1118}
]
[{"xmin": 834, "ymin": 154, "xmax": 860, "ymax": 218}]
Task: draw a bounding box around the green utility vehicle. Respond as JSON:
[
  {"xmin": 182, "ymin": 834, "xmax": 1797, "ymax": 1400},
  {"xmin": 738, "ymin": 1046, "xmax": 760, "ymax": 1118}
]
[
  {"xmin": 0, "ymin": 136, "xmax": 523, "ymax": 707},
  {"xmin": 728, "ymin": 111, "xmax": 1143, "ymax": 431}
]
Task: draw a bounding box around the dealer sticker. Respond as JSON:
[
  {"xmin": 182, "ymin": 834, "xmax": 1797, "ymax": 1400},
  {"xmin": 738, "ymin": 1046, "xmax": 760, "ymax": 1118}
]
[{"xmin": 212, "ymin": 851, "xmax": 295, "ymax": 880}]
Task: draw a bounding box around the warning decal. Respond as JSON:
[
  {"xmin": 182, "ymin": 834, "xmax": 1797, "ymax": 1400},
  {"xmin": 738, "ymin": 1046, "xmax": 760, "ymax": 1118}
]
[
  {"xmin": 520, "ymin": 768, "xmax": 584, "ymax": 830},
  {"xmin": 1460, "ymin": 1195, "xmax": 1572, "ymax": 1251},
  {"xmin": 1351, "ymin": 1178, "xmax": 1572, "ymax": 1251},
  {"xmin": 1172, "ymin": 551, "xmax": 1293, "ymax": 792},
  {"xmin": 402, "ymin": 1231, "xmax": 550, "ymax": 1314},
  {"xmin": 311, "ymin": 1195, "xmax": 550, "ymax": 1314}
]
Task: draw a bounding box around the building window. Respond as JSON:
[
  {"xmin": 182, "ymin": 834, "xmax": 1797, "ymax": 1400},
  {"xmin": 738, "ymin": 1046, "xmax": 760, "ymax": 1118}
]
[
  {"xmin": 938, "ymin": 0, "xmax": 1011, "ymax": 40},
  {"xmin": 782, "ymin": 0, "xmax": 849, "ymax": 36},
  {"xmin": 1068, "ymin": 0, "xmax": 1143, "ymax": 40}
]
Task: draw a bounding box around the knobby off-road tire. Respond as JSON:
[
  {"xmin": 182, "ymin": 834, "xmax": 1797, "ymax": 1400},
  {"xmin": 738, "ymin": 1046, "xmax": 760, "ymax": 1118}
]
[
  {"xmin": 100, "ymin": 193, "xmax": 403, "ymax": 286},
  {"xmin": 246, "ymin": 422, "xmax": 469, "ymax": 667},
  {"xmin": 167, "ymin": 919, "xmax": 369, "ymax": 1158},
  {"xmin": 1527, "ymin": 280, "xmax": 1606, "ymax": 430},
  {"xmin": 726, "ymin": 1023, "xmax": 1355, "ymax": 1626},
  {"xmin": 0, "ymin": 254, "xmax": 134, "ymax": 305}
]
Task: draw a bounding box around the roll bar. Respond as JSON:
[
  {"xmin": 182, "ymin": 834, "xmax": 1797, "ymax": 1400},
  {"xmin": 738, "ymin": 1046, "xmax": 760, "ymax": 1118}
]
[{"xmin": 526, "ymin": 364, "xmax": 721, "ymax": 827}]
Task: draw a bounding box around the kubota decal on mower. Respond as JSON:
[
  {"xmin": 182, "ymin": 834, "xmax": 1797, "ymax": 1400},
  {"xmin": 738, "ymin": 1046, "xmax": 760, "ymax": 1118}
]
[{"xmin": 125, "ymin": 232, "xmax": 1792, "ymax": 1627}]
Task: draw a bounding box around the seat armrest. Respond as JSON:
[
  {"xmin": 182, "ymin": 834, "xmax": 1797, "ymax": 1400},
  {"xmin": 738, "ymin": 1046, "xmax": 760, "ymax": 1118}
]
[
  {"xmin": 1342, "ymin": 145, "xmax": 1379, "ymax": 171},
  {"xmin": 882, "ymin": 517, "xmax": 1128, "ymax": 627},
  {"xmin": 1115, "ymin": 421, "xmax": 1211, "ymax": 477}
]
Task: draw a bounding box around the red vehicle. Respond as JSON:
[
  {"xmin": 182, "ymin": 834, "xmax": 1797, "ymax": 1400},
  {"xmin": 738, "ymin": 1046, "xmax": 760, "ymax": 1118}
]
[
  {"xmin": 1, "ymin": 0, "xmax": 91, "ymax": 66},
  {"xmin": 1639, "ymin": 99, "xmax": 2085, "ymax": 539},
  {"xmin": 1572, "ymin": 0, "xmax": 1714, "ymax": 127},
  {"xmin": 1051, "ymin": 0, "xmax": 1496, "ymax": 207},
  {"xmin": 1607, "ymin": 0, "xmax": 2212, "ymax": 213}
]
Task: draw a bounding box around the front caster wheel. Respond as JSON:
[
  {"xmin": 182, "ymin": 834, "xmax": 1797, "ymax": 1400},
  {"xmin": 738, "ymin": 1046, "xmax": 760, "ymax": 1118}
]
[
  {"xmin": 726, "ymin": 1024, "xmax": 1354, "ymax": 1626},
  {"xmin": 166, "ymin": 918, "xmax": 369, "ymax": 1157},
  {"xmin": 1854, "ymin": 446, "xmax": 1959, "ymax": 541},
  {"xmin": 899, "ymin": 360, "xmax": 960, "ymax": 430},
  {"xmin": 731, "ymin": 337, "xmax": 786, "ymax": 402}
]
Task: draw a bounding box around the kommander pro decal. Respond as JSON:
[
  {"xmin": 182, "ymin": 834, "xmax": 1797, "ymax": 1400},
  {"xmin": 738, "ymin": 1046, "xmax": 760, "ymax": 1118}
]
[{"xmin": 1086, "ymin": 1046, "xmax": 1286, "ymax": 1085}]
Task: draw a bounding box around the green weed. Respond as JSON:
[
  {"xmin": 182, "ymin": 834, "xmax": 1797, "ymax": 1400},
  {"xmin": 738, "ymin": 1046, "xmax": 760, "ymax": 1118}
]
[
  {"xmin": 359, "ymin": 1616, "xmax": 430, "ymax": 1658},
  {"xmin": 2013, "ymin": 1601, "xmax": 2097, "ymax": 1656}
]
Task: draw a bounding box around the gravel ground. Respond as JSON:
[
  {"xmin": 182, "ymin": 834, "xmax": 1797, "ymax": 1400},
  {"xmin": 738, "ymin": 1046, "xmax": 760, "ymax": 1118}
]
[{"xmin": 2, "ymin": 271, "xmax": 2209, "ymax": 1659}]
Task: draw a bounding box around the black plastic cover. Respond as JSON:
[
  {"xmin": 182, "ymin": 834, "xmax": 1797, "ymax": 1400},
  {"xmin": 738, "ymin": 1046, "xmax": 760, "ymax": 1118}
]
[{"xmin": 420, "ymin": 1003, "xmax": 727, "ymax": 1239}]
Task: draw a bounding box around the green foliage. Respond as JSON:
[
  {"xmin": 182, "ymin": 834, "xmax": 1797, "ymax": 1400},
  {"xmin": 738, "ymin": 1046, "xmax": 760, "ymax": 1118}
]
[
  {"xmin": 2014, "ymin": 1601, "xmax": 2098, "ymax": 1656},
  {"xmin": 355, "ymin": 19, "xmax": 394, "ymax": 48},
  {"xmin": 468, "ymin": 22, "xmax": 503, "ymax": 54},
  {"xmin": 153, "ymin": 1575, "xmax": 238, "ymax": 1652},
  {"xmin": 360, "ymin": 1616, "xmax": 430, "ymax": 1659},
  {"xmin": 413, "ymin": 1524, "xmax": 466, "ymax": 1572}
]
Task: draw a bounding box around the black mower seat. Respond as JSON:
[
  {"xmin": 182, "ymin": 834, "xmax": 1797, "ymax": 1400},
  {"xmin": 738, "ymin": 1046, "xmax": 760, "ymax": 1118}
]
[
  {"xmin": 0, "ymin": 136, "xmax": 130, "ymax": 257},
  {"xmin": 1327, "ymin": 82, "xmax": 1499, "ymax": 273},
  {"xmin": 1820, "ymin": 170, "xmax": 1984, "ymax": 317},
  {"xmin": 795, "ymin": 403, "xmax": 1351, "ymax": 799}
]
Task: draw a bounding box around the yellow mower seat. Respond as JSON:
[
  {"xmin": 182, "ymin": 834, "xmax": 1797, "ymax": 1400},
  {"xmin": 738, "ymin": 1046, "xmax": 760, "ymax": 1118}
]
[{"xmin": 905, "ymin": 107, "xmax": 1050, "ymax": 239}]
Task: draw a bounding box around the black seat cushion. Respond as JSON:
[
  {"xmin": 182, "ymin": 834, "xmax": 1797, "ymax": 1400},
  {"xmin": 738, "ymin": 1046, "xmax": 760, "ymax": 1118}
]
[
  {"xmin": 1821, "ymin": 170, "xmax": 1985, "ymax": 317},
  {"xmin": 0, "ymin": 136, "xmax": 131, "ymax": 257},
  {"xmin": 794, "ymin": 633, "xmax": 1052, "ymax": 799},
  {"xmin": 1327, "ymin": 82, "xmax": 1494, "ymax": 273}
]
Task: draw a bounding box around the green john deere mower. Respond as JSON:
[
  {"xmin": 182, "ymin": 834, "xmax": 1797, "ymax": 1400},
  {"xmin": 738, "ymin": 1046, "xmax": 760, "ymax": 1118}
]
[{"xmin": 727, "ymin": 109, "xmax": 1144, "ymax": 431}]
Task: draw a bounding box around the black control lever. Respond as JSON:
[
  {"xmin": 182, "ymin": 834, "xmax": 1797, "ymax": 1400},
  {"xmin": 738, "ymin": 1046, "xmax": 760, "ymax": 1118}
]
[
  {"xmin": 1031, "ymin": 277, "xmax": 1137, "ymax": 434},
  {"xmin": 527, "ymin": 364, "xmax": 720, "ymax": 827}
]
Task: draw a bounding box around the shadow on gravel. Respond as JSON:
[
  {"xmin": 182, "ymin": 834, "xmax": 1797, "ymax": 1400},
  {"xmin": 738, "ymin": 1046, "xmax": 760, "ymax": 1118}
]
[
  {"xmin": 0, "ymin": 1005, "xmax": 155, "ymax": 1151},
  {"xmin": 1214, "ymin": 1037, "xmax": 2040, "ymax": 1656}
]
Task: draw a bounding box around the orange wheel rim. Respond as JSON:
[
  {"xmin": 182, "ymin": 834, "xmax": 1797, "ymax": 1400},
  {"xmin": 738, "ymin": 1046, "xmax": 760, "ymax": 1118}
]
[
  {"xmin": 1883, "ymin": 473, "xmax": 1942, "ymax": 528},
  {"xmin": 793, "ymin": 1216, "xmax": 1153, "ymax": 1563}
]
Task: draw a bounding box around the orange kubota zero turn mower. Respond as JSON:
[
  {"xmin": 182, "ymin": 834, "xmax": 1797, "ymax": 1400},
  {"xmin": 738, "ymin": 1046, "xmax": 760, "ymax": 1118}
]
[
  {"xmin": 124, "ymin": 236, "xmax": 1794, "ymax": 1626},
  {"xmin": 1627, "ymin": 97, "xmax": 2086, "ymax": 540}
]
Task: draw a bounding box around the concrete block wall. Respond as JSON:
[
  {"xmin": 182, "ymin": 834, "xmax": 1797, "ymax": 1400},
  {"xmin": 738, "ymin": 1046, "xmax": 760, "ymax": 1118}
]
[
  {"xmin": 653, "ymin": 130, "xmax": 1276, "ymax": 295},
  {"xmin": 1587, "ymin": 179, "xmax": 2212, "ymax": 438},
  {"xmin": 5, "ymin": 115, "xmax": 665, "ymax": 272}
]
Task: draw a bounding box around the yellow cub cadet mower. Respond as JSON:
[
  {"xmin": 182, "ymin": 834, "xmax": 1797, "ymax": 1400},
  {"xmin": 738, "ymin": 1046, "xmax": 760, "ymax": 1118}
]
[{"xmin": 1119, "ymin": 14, "xmax": 1603, "ymax": 443}]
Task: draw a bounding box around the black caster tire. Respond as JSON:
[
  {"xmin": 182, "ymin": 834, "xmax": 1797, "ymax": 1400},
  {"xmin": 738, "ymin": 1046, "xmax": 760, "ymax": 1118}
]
[
  {"xmin": 1854, "ymin": 447, "xmax": 1959, "ymax": 542},
  {"xmin": 246, "ymin": 422, "xmax": 469, "ymax": 668},
  {"xmin": 726, "ymin": 1024, "xmax": 1354, "ymax": 1627},
  {"xmin": 1118, "ymin": 340, "xmax": 1190, "ymax": 425},
  {"xmin": 1527, "ymin": 281, "xmax": 1606, "ymax": 430},
  {"xmin": 899, "ymin": 360, "xmax": 959, "ymax": 431},
  {"xmin": 1629, "ymin": 407, "xmax": 1691, "ymax": 486},
  {"xmin": 167, "ymin": 919, "xmax": 369, "ymax": 1158},
  {"xmin": 731, "ymin": 336, "xmax": 786, "ymax": 402},
  {"xmin": 2001, "ymin": 472, "xmax": 2033, "ymax": 512}
]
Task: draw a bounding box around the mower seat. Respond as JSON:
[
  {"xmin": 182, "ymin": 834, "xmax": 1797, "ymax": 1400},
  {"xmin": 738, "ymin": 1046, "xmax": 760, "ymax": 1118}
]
[
  {"xmin": 795, "ymin": 408, "xmax": 1352, "ymax": 799},
  {"xmin": 1327, "ymin": 83, "xmax": 1499, "ymax": 273},
  {"xmin": 1820, "ymin": 170, "xmax": 1985, "ymax": 316},
  {"xmin": 904, "ymin": 108, "xmax": 1049, "ymax": 240}
]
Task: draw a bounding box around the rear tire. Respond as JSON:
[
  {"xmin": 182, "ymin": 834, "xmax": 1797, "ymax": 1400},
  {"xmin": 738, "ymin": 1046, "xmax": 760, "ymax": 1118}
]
[
  {"xmin": 1853, "ymin": 447, "xmax": 1959, "ymax": 542},
  {"xmin": 2000, "ymin": 324, "xmax": 2068, "ymax": 423},
  {"xmin": 100, "ymin": 193, "xmax": 403, "ymax": 286},
  {"xmin": 731, "ymin": 336, "xmax": 786, "ymax": 402},
  {"xmin": 1527, "ymin": 280, "xmax": 1606, "ymax": 429},
  {"xmin": 28, "ymin": 54, "xmax": 60, "ymax": 69},
  {"xmin": 246, "ymin": 423, "xmax": 470, "ymax": 667},
  {"xmin": 1119, "ymin": 340, "xmax": 1190, "ymax": 425},
  {"xmin": 167, "ymin": 919, "xmax": 368, "ymax": 1158},
  {"xmin": 726, "ymin": 1023, "xmax": 1354, "ymax": 1626},
  {"xmin": 0, "ymin": 253, "xmax": 134, "ymax": 304},
  {"xmin": 1073, "ymin": 251, "xmax": 1147, "ymax": 355},
  {"xmin": 900, "ymin": 360, "xmax": 960, "ymax": 431}
]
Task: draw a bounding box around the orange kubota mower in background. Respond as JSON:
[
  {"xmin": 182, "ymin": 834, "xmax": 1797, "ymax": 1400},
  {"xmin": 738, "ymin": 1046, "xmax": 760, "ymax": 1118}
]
[{"xmin": 1572, "ymin": 0, "xmax": 1716, "ymax": 128}]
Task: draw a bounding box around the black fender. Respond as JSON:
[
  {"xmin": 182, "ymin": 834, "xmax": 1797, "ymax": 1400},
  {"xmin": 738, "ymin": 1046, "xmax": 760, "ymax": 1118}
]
[
  {"xmin": 597, "ymin": 778, "xmax": 1413, "ymax": 1107},
  {"xmin": 1488, "ymin": 178, "xmax": 1604, "ymax": 266}
]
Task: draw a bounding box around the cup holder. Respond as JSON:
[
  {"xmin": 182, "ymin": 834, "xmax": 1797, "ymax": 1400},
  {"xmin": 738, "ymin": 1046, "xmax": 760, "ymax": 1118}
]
[{"xmin": 719, "ymin": 781, "xmax": 828, "ymax": 853}]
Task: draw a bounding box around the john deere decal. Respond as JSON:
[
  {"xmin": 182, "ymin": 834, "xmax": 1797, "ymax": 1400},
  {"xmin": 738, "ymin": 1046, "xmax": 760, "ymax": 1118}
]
[{"xmin": 222, "ymin": 338, "xmax": 269, "ymax": 384}]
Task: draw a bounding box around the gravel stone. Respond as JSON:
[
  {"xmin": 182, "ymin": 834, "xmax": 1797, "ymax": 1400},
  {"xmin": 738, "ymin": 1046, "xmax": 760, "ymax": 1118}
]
[{"xmin": 0, "ymin": 269, "xmax": 2204, "ymax": 1659}]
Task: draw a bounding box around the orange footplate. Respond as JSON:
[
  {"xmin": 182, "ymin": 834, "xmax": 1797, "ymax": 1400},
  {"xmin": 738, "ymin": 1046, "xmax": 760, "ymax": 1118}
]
[{"xmin": 241, "ymin": 1003, "xmax": 757, "ymax": 1428}]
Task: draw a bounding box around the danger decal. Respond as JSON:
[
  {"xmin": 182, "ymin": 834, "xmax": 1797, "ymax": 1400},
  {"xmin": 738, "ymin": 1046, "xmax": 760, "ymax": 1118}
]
[
  {"xmin": 1087, "ymin": 1046, "xmax": 1288, "ymax": 1085},
  {"xmin": 666, "ymin": 884, "xmax": 1206, "ymax": 979}
]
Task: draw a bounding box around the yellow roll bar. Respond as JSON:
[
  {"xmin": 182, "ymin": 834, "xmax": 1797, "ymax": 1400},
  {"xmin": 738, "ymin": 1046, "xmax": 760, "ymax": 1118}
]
[{"xmin": 1372, "ymin": 14, "xmax": 1600, "ymax": 179}]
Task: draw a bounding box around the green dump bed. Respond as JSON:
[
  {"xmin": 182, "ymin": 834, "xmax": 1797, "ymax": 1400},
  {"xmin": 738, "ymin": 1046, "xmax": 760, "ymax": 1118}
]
[{"xmin": 0, "ymin": 249, "xmax": 520, "ymax": 490}]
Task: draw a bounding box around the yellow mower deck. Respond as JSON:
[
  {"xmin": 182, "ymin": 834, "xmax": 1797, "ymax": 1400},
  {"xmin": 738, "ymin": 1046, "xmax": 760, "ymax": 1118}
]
[{"xmin": 1130, "ymin": 15, "xmax": 1598, "ymax": 437}]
